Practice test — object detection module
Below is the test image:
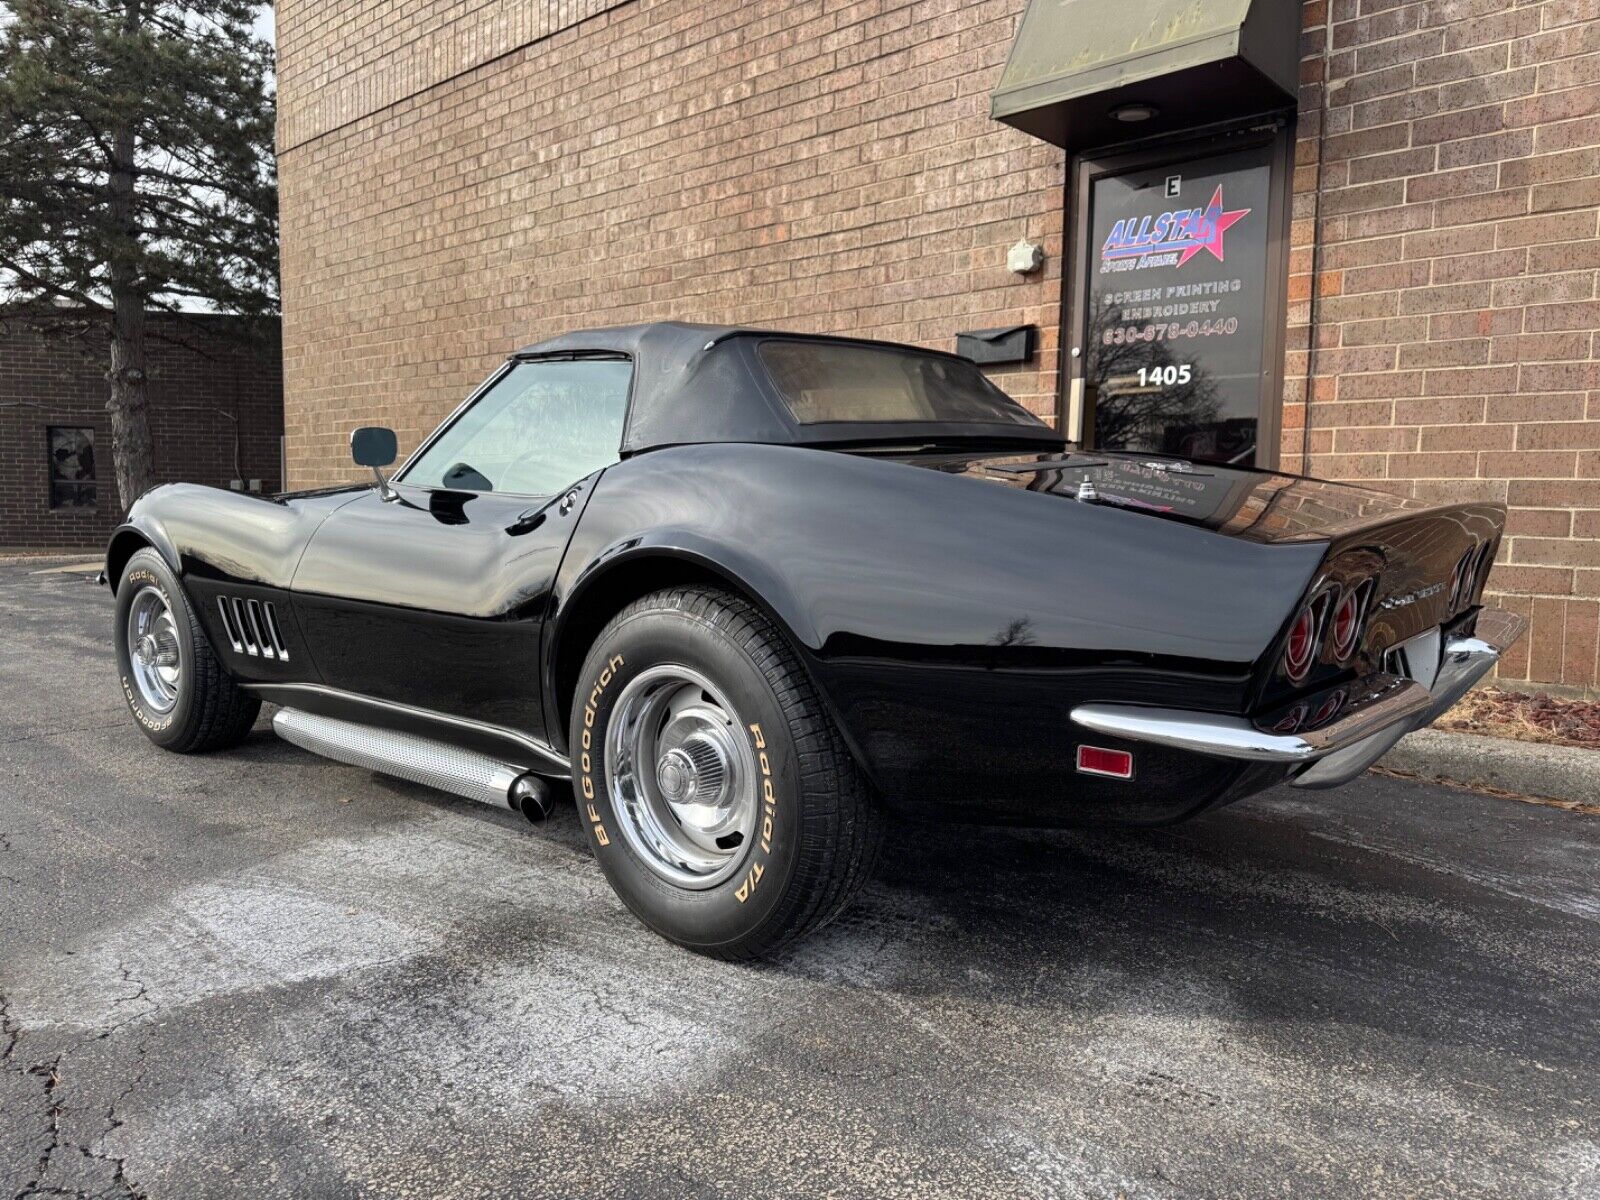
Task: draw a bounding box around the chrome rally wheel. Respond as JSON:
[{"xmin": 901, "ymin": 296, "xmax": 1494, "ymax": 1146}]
[
  {"xmin": 604, "ymin": 665, "xmax": 758, "ymax": 889},
  {"xmin": 113, "ymin": 547, "xmax": 260, "ymax": 752},
  {"xmin": 126, "ymin": 585, "xmax": 183, "ymax": 713},
  {"xmin": 573, "ymin": 585, "xmax": 884, "ymax": 960}
]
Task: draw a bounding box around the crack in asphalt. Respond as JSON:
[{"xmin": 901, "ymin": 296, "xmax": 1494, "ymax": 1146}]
[
  {"xmin": 12, "ymin": 1053, "xmax": 62, "ymax": 1200},
  {"xmin": 1, "ymin": 992, "xmax": 20, "ymax": 1075},
  {"xmin": 0, "ymin": 721, "xmax": 126, "ymax": 747},
  {"xmin": 3, "ymin": 966, "xmax": 156, "ymax": 1200}
]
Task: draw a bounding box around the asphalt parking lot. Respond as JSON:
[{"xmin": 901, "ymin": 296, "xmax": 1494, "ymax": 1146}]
[{"xmin": 1, "ymin": 559, "xmax": 1596, "ymax": 1199}]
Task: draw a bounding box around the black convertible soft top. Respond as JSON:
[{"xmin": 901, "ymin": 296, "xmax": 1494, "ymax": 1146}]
[{"xmin": 512, "ymin": 321, "xmax": 1064, "ymax": 455}]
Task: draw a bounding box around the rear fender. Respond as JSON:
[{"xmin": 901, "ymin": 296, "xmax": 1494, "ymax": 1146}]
[{"xmin": 547, "ymin": 444, "xmax": 1328, "ymax": 805}]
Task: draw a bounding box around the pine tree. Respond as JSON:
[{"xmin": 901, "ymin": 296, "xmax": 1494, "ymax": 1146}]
[{"xmin": 0, "ymin": 0, "xmax": 277, "ymax": 510}]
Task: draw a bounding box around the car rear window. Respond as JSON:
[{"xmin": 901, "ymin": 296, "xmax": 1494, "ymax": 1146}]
[{"xmin": 757, "ymin": 340, "xmax": 1045, "ymax": 427}]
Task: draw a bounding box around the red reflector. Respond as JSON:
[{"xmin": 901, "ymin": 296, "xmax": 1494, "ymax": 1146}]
[{"xmin": 1077, "ymin": 745, "xmax": 1134, "ymax": 779}]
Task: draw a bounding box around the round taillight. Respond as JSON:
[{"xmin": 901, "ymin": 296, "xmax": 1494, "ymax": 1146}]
[
  {"xmin": 1284, "ymin": 604, "xmax": 1317, "ymax": 683},
  {"xmin": 1310, "ymin": 689, "xmax": 1347, "ymax": 729},
  {"xmin": 1330, "ymin": 582, "xmax": 1368, "ymax": 662},
  {"xmin": 1272, "ymin": 703, "xmax": 1310, "ymax": 734}
]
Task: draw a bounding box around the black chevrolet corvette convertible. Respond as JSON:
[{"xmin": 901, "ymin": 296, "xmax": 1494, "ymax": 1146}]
[{"xmin": 106, "ymin": 323, "xmax": 1525, "ymax": 957}]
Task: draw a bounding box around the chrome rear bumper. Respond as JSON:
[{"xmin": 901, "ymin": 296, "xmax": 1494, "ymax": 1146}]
[
  {"xmin": 1413, "ymin": 608, "xmax": 1526, "ymax": 727},
  {"xmin": 1070, "ymin": 607, "xmax": 1527, "ymax": 789}
]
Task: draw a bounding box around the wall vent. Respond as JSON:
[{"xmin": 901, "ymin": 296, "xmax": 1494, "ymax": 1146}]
[{"xmin": 217, "ymin": 596, "xmax": 289, "ymax": 660}]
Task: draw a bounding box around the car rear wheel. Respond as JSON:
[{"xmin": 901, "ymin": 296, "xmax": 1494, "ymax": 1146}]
[
  {"xmin": 571, "ymin": 585, "xmax": 883, "ymax": 960},
  {"xmin": 114, "ymin": 548, "xmax": 260, "ymax": 752}
]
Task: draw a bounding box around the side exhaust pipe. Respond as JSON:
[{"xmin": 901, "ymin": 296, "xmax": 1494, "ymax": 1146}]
[
  {"xmin": 508, "ymin": 774, "xmax": 558, "ymax": 822},
  {"xmin": 272, "ymin": 707, "xmax": 557, "ymax": 822}
]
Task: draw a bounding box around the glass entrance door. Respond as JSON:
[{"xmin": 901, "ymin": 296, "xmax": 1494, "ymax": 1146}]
[{"xmin": 1069, "ymin": 136, "xmax": 1284, "ymax": 467}]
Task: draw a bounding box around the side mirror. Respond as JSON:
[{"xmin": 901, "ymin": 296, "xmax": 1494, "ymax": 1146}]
[
  {"xmin": 350, "ymin": 426, "xmax": 397, "ymax": 468},
  {"xmin": 350, "ymin": 426, "xmax": 398, "ymax": 500}
]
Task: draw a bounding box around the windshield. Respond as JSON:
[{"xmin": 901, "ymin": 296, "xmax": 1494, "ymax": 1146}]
[{"xmin": 757, "ymin": 340, "xmax": 1047, "ymax": 429}]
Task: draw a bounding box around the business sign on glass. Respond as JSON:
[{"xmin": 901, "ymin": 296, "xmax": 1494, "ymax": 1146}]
[{"xmin": 1084, "ymin": 145, "xmax": 1272, "ymax": 466}]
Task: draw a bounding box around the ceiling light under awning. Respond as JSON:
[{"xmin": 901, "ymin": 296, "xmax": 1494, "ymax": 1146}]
[{"xmin": 990, "ymin": 0, "xmax": 1300, "ymax": 151}]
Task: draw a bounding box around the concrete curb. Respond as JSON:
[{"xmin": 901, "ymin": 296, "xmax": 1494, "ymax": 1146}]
[{"xmin": 1380, "ymin": 728, "xmax": 1598, "ymax": 806}]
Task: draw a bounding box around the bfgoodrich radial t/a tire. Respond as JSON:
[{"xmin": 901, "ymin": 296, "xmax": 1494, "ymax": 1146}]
[
  {"xmin": 571, "ymin": 585, "xmax": 883, "ymax": 960},
  {"xmin": 114, "ymin": 547, "xmax": 260, "ymax": 753}
]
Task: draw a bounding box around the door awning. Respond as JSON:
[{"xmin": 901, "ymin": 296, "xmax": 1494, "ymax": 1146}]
[{"xmin": 991, "ymin": 0, "xmax": 1300, "ymax": 150}]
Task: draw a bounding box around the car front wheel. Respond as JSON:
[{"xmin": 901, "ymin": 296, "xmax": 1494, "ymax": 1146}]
[
  {"xmin": 571, "ymin": 585, "xmax": 883, "ymax": 960},
  {"xmin": 113, "ymin": 547, "xmax": 260, "ymax": 753}
]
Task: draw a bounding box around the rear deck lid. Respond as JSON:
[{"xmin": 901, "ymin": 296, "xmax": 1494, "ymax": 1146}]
[
  {"xmin": 931, "ymin": 450, "xmax": 1457, "ymax": 545},
  {"xmin": 906, "ymin": 448, "xmax": 1505, "ymax": 700}
]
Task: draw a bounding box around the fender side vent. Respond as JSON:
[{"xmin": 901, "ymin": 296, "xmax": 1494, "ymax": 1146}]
[
  {"xmin": 259, "ymin": 601, "xmax": 290, "ymax": 660},
  {"xmin": 217, "ymin": 596, "xmax": 288, "ymax": 660}
]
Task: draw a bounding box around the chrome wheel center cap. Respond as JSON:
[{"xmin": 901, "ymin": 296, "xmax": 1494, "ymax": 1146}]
[
  {"xmin": 656, "ymin": 735, "xmax": 730, "ymax": 808},
  {"xmin": 656, "ymin": 748, "xmax": 697, "ymax": 802},
  {"xmin": 139, "ymin": 630, "xmax": 179, "ymax": 668}
]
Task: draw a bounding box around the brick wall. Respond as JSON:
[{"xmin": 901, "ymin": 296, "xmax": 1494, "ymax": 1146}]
[
  {"xmin": 277, "ymin": 0, "xmax": 1600, "ymax": 693},
  {"xmin": 275, "ymin": 0, "xmax": 1064, "ymax": 485},
  {"xmin": 275, "ymin": 0, "xmax": 631, "ymax": 151},
  {"xmin": 0, "ymin": 318, "xmax": 284, "ymax": 549},
  {"xmin": 1289, "ymin": 0, "xmax": 1600, "ymax": 693}
]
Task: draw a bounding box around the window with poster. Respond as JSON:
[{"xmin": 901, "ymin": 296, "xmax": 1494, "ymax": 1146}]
[
  {"xmin": 47, "ymin": 426, "xmax": 97, "ymax": 508},
  {"xmin": 1063, "ymin": 127, "xmax": 1292, "ymax": 469}
]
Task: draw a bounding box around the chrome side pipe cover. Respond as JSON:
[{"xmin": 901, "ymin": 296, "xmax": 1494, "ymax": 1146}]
[{"xmin": 272, "ymin": 707, "xmax": 554, "ymax": 820}]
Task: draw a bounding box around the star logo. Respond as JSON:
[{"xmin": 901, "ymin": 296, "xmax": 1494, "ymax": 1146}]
[
  {"xmin": 1175, "ymin": 185, "xmax": 1251, "ymax": 267},
  {"xmin": 1099, "ymin": 185, "xmax": 1255, "ymax": 270}
]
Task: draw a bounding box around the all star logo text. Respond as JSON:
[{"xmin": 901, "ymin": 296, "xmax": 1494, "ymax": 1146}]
[{"xmin": 1100, "ymin": 185, "xmax": 1252, "ymax": 273}]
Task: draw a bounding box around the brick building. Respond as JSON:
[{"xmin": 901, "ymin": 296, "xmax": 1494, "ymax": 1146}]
[
  {"xmin": 0, "ymin": 316, "xmax": 284, "ymax": 549},
  {"xmin": 275, "ymin": 0, "xmax": 1600, "ymax": 695}
]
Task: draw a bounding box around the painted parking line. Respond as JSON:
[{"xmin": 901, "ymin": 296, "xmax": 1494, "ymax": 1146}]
[{"xmin": 27, "ymin": 560, "xmax": 102, "ymax": 575}]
